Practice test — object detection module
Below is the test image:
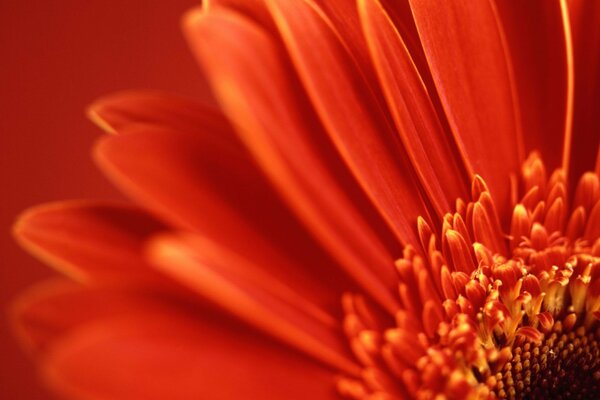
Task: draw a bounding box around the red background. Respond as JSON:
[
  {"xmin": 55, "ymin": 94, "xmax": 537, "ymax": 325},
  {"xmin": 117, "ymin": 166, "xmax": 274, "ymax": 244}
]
[{"xmin": 0, "ymin": 1, "xmax": 208, "ymax": 397}]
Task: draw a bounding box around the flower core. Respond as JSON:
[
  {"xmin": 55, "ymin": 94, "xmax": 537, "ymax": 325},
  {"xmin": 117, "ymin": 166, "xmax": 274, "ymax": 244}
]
[
  {"xmin": 493, "ymin": 322, "xmax": 600, "ymax": 399},
  {"xmin": 338, "ymin": 154, "xmax": 600, "ymax": 399}
]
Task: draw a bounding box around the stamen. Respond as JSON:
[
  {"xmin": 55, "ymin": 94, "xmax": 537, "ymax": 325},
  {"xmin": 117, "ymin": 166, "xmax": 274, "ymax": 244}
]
[{"xmin": 338, "ymin": 153, "xmax": 600, "ymax": 399}]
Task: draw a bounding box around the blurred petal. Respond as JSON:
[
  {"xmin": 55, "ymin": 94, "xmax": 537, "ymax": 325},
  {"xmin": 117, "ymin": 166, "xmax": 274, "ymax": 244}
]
[
  {"xmin": 96, "ymin": 127, "xmax": 351, "ymax": 310},
  {"xmin": 184, "ymin": 8, "xmax": 400, "ymax": 312},
  {"xmin": 408, "ymin": 0, "xmax": 524, "ymax": 216},
  {"xmin": 46, "ymin": 316, "xmax": 336, "ymax": 400},
  {"xmin": 148, "ymin": 233, "xmax": 360, "ymax": 375},
  {"xmin": 13, "ymin": 201, "xmax": 167, "ymax": 286},
  {"xmin": 12, "ymin": 280, "xmax": 167, "ymax": 355},
  {"xmin": 88, "ymin": 91, "xmax": 228, "ymax": 135},
  {"xmin": 14, "ymin": 282, "xmax": 336, "ymax": 400}
]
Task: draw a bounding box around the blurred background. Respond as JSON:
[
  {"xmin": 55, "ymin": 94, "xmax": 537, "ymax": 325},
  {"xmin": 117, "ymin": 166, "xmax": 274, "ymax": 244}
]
[{"xmin": 0, "ymin": 1, "xmax": 208, "ymax": 397}]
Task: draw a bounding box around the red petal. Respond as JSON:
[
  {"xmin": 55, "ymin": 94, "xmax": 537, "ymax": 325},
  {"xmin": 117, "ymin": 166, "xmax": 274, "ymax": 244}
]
[
  {"xmin": 359, "ymin": 0, "xmax": 469, "ymax": 216},
  {"xmin": 12, "ymin": 280, "xmax": 170, "ymax": 355},
  {"xmin": 13, "ymin": 201, "xmax": 167, "ymax": 286},
  {"xmin": 15, "ymin": 283, "xmax": 336, "ymax": 400},
  {"xmin": 46, "ymin": 317, "xmax": 336, "ymax": 400},
  {"xmin": 184, "ymin": 8, "xmax": 399, "ymax": 312},
  {"xmin": 494, "ymin": 1, "xmax": 569, "ymax": 171},
  {"xmin": 568, "ymin": 0, "xmax": 600, "ymax": 184},
  {"xmin": 148, "ymin": 233, "xmax": 359, "ymax": 375},
  {"xmin": 96, "ymin": 127, "xmax": 352, "ymax": 310},
  {"xmin": 408, "ymin": 0, "xmax": 524, "ymax": 216},
  {"xmin": 265, "ymin": 0, "xmax": 433, "ymax": 243},
  {"xmin": 88, "ymin": 90, "xmax": 229, "ymax": 135}
]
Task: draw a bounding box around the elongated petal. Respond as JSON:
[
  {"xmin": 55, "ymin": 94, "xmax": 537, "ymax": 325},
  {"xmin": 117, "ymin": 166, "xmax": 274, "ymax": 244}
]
[
  {"xmin": 13, "ymin": 201, "xmax": 167, "ymax": 285},
  {"xmin": 148, "ymin": 233, "xmax": 359, "ymax": 375},
  {"xmin": 359, "ymin": 0, "xmax": 468, "ymax": 216},
  {"xmin": 184, "ymin": 8, "xmax": 399, "ymax": 312},
  {"xmin": 90, "ymin": 94, "xmax": 358, "ymax": 307},
  {"xmin": 265, "ymin": 0, "xmax": 433, "ymax": 243},
  {"xmin": 88, "ymin": 90, "xmax": 229, "ymax": 135},
  {"xmin": 47, "ymin": 317, "xmax": 336, "ymax": 400},
  {"xmin": 96, "ymin": 127, "xmax": 350, "ymax": 309},
  {"xmin": 568, "ymin": 0, "xmax": 600, "ymax": 184},
  {"xmin": 408, "ymin": 0, "xmax": 524, "ymax": 216},
  {"xmin": 12, "ymin": 280, "xmax": 170, "ymax": 355},
  {"xmin": 14, "ymin": 283, "xmax": 336, "ymax": 400},
  {"xmin": 377, "ymin": 0, "xmax": 454, "ymax": 135},
  {"xmin": 494, "ymin": 1, "xmax": 568, "ymax": 171}
]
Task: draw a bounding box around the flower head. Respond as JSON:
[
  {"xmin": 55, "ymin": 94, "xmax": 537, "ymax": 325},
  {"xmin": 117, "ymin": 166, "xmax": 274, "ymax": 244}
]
[
  {"xmin": 338, "ymin": 154, "xmax": 600, "ymax": 398},
  {"xmin": 12, "ymin": 0, "xmax": 600, "ymax": 399}
]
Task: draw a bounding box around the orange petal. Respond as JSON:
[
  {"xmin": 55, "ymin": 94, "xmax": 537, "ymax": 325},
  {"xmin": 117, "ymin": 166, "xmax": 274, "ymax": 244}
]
[
  {"xmin": 265, "ymin": 0, "xmax": 433, "ymax": 243},
  {"xmin": 96, "ymin": 127, "xmax": 352, "ymax": 309},
  {"xmin": 13, "ymin": 201, "xmax": 167, "ymax": 286},
  {"xmin": 494, "ymin": 1, "xmax": 568, "ymax": 171},
  {"xmin": 148, "ymin": 232, "xmax": 337, "ymax": 326},
  {"xmin": 147, "ymin": 233, "xmax": 359, "ymax": 375},
  {"xmin": 568, "ymin": 0, "xmax": 600, "ymax": 185},
  {"xmin": 378, "ymin": 0, "xmax": 455, "ymax": 145},
  {"xmin": 184, "ymin": 8, "xmax": 399, "ymax": 312},
  {"xmin": 359, "ymin": 0, "xmax": 469, "ymax": 216},
  {"xmin": 597, "ymin": 144, "xmax": 600, "ymax": 176},
  {"xmin": 11, "ymin": 279, "xmax": 172, "ymax": 355},
  {"xmin": 88, "ymin": 90, "xmax": 230, "ymax": 135},
  {"xmin": 408, "ymin": 0, "xmax": 524, "ymax": 216},
  {"xmin": 16, "ymin": 283, "xmax": 336, "ymax": 400}
]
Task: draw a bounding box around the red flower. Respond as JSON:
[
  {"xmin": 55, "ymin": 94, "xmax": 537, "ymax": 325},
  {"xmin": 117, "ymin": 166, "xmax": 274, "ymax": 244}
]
[{"xmin": 12, "ymin": 1, "xmax": 600, "ymax": 399}]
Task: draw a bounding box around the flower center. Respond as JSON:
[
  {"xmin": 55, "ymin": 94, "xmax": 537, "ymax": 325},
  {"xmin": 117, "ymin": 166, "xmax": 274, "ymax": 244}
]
[
  {"xmin": 492, "ymin": 322, "xmax": 600, "ymax": 399},
  {"xmin": 337, "ymin": 154, "xmax": 600, "ymax": 400}
]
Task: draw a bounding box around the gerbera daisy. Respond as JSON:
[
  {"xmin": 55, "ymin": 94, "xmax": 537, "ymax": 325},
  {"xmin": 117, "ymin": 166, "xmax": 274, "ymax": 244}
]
[{"xmin": 12, "ymin": 0, "xmax": 600, "ymax": 399}]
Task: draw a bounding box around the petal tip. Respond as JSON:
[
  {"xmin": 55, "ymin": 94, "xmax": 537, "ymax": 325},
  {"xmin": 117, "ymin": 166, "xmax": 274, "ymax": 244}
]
[
  {"xmin": 86, "ymin": 102, "xmax": 117, "ymax": 134},
  {"xmin": 182, "ymin": 6, "xmax": 206, "ymax": 32}
]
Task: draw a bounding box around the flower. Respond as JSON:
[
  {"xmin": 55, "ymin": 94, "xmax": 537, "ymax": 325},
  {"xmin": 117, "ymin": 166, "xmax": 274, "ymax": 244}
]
[{"xmin": 11, "ymin": 0, "xmax": 600, "ymax": 399}]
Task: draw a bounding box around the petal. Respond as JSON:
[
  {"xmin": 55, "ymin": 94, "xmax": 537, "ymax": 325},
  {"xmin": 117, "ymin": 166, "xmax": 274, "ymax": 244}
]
[
  {"xmin": 211, "ymin": 0, "xmax": 430, "ymax": 115},
  {"xmin": 568, "ymin": 0, "xmax": 600, "ymax": 183},
  {"xmin": 12, "ymin": 280, "xmax": 167, "ymax": 355},
  {"xmin": 46, "ymin": 317, "xmax": 337, "ymax": 400},
  {"xmin": 494, "ymin": 1, "xmax": 569, "ymax": 171},
  {"xmin": 13, "ymin": 201, "xmax": 168, "ymax": 286},
  {"xmin": 14, "ymin": 283, "xmax": 337, "ymax": 400},
  {"xmin": 88, "ymin": 90, "xmax": 229, "ymax": 135},
  {"xmin": 408, "ymin": 0, "xmax": 524, "ymax": 216},
  {"xmin": 597, "ymin": 144, "xmax": 600, "ymax": 176},
  {"xmin": 358, "ymin": 0, "xmax": 469, "ymax": 215},
  {"xmin": 184, "ymin": 8, "xmax": 400, "ymax": 312},
  {"xmin": 96, "ymin": 127, "xmax": 352, "ymax": 310},
  {"xmin": 265, "ymin": 0, "xmax": 433, "ymax": 242},
  {"xmin": 377, "ymin": 0, "xmax": 430, "ymax": 75},
  {"xmin": 148, "ymin": 233, "xmax": 360, "ymax": 375}
]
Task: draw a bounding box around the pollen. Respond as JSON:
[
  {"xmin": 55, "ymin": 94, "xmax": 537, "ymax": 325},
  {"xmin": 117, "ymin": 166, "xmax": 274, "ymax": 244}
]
[
  {"xmin": 493, "ymin": 323, "xmax": 600, "ymax": 399},
  {"xmin": 338, "ymin": 153, "xmax": 600, "ymax": 399}
]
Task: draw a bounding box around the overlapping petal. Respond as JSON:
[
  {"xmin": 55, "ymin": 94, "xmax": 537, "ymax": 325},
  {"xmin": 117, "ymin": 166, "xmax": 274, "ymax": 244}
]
[
  {"xmin": 408, "ymin": 0, "xmax": 524, "ymax": 217},
  {"xmin": 148, "ymin": 232, "xmax": 359, "ymax": 375},
  {"xmin": 358, "ymin": 0, "xmax": 469, "ymax": 215},
  {"xmin": 88, "ymin": 91, "xmax": 228, "ymax": 135},
  {"xmin": 95, "ymin": 127, "xmax": 351, "ymax": 310},
  {"xmin": 13, "ymin": 281, "xmax": 336, "ymax": 400},
  {"xmin": 265, "ymin": 0, "xmax": 434, "ymax": 241},
  {"xmin": 184, "ymin": 7, "xmax": 400, "ymax": 312},
  {"xmin": 13, "ymin": 201, "xmax": 167, "ymax": 286}
]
